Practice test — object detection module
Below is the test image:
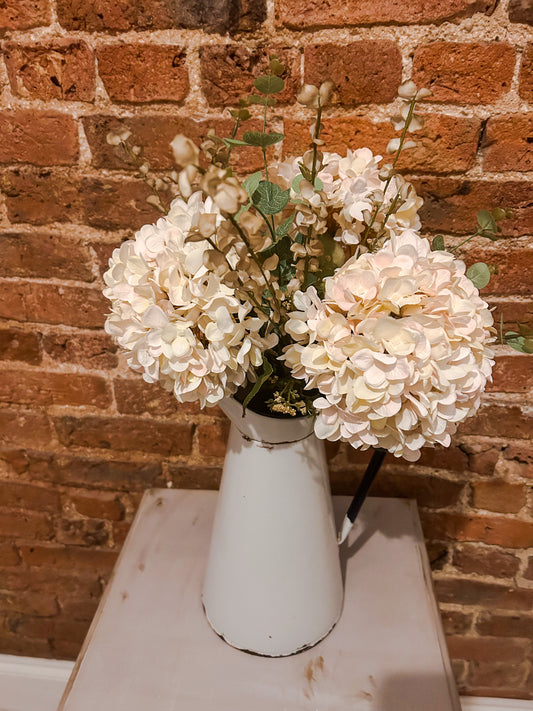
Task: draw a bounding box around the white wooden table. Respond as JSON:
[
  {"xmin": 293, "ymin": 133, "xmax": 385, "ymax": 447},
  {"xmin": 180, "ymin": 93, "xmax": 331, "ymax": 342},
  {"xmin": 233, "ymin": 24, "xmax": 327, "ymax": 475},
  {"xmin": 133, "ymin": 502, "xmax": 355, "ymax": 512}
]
[{"xmin": 58, "ymin": 490, "xmax": 460, "ymax": 711}]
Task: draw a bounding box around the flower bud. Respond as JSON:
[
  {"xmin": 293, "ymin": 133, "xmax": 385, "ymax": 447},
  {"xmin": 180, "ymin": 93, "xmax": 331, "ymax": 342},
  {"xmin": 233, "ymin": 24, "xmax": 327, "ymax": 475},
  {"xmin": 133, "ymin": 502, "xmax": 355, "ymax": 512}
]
[
  {"xmin": 297, "ymin": 84, "xmax": 319, "ymax": 108},
  {"xmin": 398, "ymin": 80, "xmax": 418, "ymax": 99},
  {"xmin": 170, "ymin": 134, "xmax": 199, "ymax": 167},
  {"xmin": 318, "ymin": 80, "xmax": 335, "ymax": 106}
]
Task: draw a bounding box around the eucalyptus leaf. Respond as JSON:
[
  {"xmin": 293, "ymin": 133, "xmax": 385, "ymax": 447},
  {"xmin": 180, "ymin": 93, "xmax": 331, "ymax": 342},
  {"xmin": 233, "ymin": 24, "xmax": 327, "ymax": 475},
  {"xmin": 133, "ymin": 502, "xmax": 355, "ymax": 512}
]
[
  {"xmin": 242, "ymin": 356, "xmax": 274, "ymax": 415},
  {"xmin": 292, "ymin": 174, "xmax": 304, "ymax": 194},
  {"xmin": 432, "ymin": 235, "xmax": 445, "ymax": 251},
  {"xmin": 223, "ymin": 137, "xmax": 249, "ymax": 147},
  {"xmin": 466, "ymin": 262, "xmax": 491, "ymax": 289},
  {"xmin": 276, "ymin": 213, "xmax": 294, "ymax": 238},
  {"xmin": 477, "ymin": 209, "xmax": 497, "ymax": 233},
  {"xmin": 254, "ymin": 75, "xmax": 285, "ymax": 95},
  {"xmin": 505, "ymin": 334, "xmax": 533, "ymax": 354},
  {"xmin": 242, "ymin": 171, "xmax": 262, "ymax": 197},
  {"xmin": 243, "ymin": 131, "xmax": 284, "ymax": 148},
  {"xmin": 252, "ymin": 180, "xmax": 290, "ymax": 215},
  {"xmin": 248, "ymin": 95, "xmax": 277, "ymax": 106},
  {"xmin": 314, "ymin": 177, "xmax": 324, "ymax": 191}
]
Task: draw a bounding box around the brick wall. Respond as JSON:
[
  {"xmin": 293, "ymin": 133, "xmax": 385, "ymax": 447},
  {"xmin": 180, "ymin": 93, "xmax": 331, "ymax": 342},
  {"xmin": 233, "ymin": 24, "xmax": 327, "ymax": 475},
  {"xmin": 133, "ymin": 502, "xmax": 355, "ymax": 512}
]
[{"xmin": 0, "ymin": 0, "xmax": 532, "ymax": 699}]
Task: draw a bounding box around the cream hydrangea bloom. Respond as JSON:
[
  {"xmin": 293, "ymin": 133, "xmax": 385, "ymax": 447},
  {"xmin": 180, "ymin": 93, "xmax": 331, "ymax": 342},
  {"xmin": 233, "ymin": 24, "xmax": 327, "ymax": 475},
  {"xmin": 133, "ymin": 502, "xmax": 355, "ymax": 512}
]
[
  {"xmin": 283, "ymin": 230, "xmax": 494, "ymax": 461},
  {"xmin": 103, "ymin": 192, "xmax": 277, "ymax": 408},
  {"xmin": 277, "ymin": 149, "xmax": 423, "ymax": 245}
]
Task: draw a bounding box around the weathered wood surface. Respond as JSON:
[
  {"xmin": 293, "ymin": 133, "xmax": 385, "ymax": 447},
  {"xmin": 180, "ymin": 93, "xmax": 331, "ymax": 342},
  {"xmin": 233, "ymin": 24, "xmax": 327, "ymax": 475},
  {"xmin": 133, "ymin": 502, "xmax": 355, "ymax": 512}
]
[{"xmin": 58, "ymin": 490, "xmax": 460, "ymax": 711}]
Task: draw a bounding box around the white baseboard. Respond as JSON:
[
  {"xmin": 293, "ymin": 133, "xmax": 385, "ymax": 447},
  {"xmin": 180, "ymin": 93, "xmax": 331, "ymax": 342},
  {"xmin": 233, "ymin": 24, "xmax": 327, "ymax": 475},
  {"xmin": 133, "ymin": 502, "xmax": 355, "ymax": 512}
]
[{"xmin": 0, "ymin": 654, "xmax": 531, "ymax": 711}]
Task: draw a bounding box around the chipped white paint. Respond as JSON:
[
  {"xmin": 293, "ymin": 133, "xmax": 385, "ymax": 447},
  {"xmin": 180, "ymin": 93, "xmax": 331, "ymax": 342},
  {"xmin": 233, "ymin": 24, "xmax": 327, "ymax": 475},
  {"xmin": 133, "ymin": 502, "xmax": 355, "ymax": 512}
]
[{"xmin": 202, "ymin": 398, "xmax": 343, "ymax": 656}]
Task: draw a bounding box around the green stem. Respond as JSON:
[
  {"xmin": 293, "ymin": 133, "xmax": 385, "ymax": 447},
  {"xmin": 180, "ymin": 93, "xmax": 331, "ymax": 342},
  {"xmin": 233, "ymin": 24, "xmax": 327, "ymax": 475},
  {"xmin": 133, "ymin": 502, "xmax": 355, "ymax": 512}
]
[
  {"xmin": 449, "ymin": 229, "xmax": 482, "ymax": 253},
  {"xmin": 224, "ymin": 117, "xmax": 241, "ymax": 169}
]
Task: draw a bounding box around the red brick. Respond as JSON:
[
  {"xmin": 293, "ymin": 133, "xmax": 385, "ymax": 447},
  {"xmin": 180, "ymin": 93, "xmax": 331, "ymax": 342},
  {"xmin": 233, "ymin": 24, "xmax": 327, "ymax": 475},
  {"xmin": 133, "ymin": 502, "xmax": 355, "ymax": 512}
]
[
  {"xmin": 69, "ymin": 492, "xmax": 125, "ymax": 521},
  {"xmin": 81, "ymin": 177, "xmax": 160, "ymax": 231},
  {"xmin": 0, "ymin": 328, "xmax": 41, "ymax": 365},
  {"xmin": 524, "ymin": 556, "xmax": 533, "ymax": 579},
  {"xmin": 503, "ymin": 442, "xmax": 533, "ymax": 478},
  {"xmin": 275, "ymin": 0, "xmax": 496, "ymax": 27},
  {"xmin": 418, "ymin": 445, "xmax": 469, "ymax": 472},
  {"xmin": 0, "ymin": 482, "xmax": 59, "ymax": 513},
  {"xmin": 467, "ymin": 661, "xmax": 528, "ymax": 691},
  {"xmin": 6, "ymin": 615, "xmax": 53, "ymax": 639},
  {"xmin": 0, "ymin": 0, "xmax": 51, "ymax": 31},
  {"xmin": 412, "ymin": 42, "xmax": 515, "ymax": 104},
  {"xmin": 52, "ymin": 617, "xmax": 89, "ymax": 645},
  {"xmin": 463, "ymin": 444, "xmax": 501, "ymax": 478},
  {"xmin": 304, "ymin": 42, "xmax": 401, "ymax": 105},
  {"xmin": 19, "ymin": 544, "xmax": 118, "ymax": 572},
  {"xmin": 0, "ymin": 543, "xmax": 21, "ymax": 566},
  {"xmin": 1, "ymin": 169, "xmax": 83, "ymax": 225},
  {"xmin": 0, "ymin": 111, "xmax": 78, "ymax": 165},
  {"xmin": 459, "ymin": 404, "xmax": 532, "ymax": 440},
  {"xmin": 3, "ymin": 40, "xmax": 95, "ymax": 102},
  {"xmin": 201, "ymin": 45, "xmax": 300, "ymax": 106},
  {"xmin": 113, "ymin": 377, "xmax": 180, "ymax": 417},
  {"xmin": 57, "ymin": 0, "xmax": 265, "ymax": 33},
  {"xmin": 472, "ymin": 480, "xmax": 527, "ymax": 513},
  {"xmin": 43, "ymin": 331, "xmax": 118, "ymax": 370},
  {"xmin": 284, "ymin": 114, "xmax": 482, "ymax": 174},
  {"xmin": 426, "ymin": 541, "xmax": 449, "ymax": 570},
  {"xmin": 0, "ymin": 369, "xmax": 111, "ymax": 409},
  {"xmin": 482, "ymin": 114, "xmax": 533, "ymax": 172},
  {"xmin": 415, "ymin": 178, "xmax": 533, "ymax": 237},
  {"xmin": 452, "ymin": 543, "xmax": 520, "ymax": 577},
  {"xmin": 0, "ymin": 409, "xmax": 52, "ymax": 448},
  {"xmin": 53, "ymin": 414, "xmax": 193, "ymax": 456},
  {"xmin": 0, "ymin": 509, "xmax": 53, "ymax": 540},
  {"xmin": 0, "ymin": 630, "xmax": 52, "ymax": 657},
  {"xmin": 491, "ymin": 299, "xmax": 533, "ymax": 336},
  {"xmin": 509, "ymin": 0, "xmax": 533, "ymax": 24},
  {"xmin": 97, "ymin": 44, "xmax": 189, "ymax": 103},
  {"xmin": 440, "ymin": 609, "xmax": 473, "ymax": 635},
  {"xmin": 197, "ymin": 422, "xmax": 230, "ymax": 458},
  {"xmin": 489, "ymin": 355, "xmax": 532, "ymax": 394},
  {"xmin": 0, "ymin": 280, "xmax": 107, "ymax": 328},
  {"xmin": 436, "ymin": 578, "xmax": 533, "ymax": 610},
  {"xmin": 519, "ymin": 45, "xmax": 533, "ymax": 102},
  {"xmin": 461, "ymin": 245, "xmax": 533, "ymax": 296},
  {"xmin": 166, "ymin": 464, "xmax": 222, "ymax": 489},
  {"xmin": 370, "ymin": 473, "xmax": 464, "ymax": 508},
  {"xmin": 10, "ymin": 451, "xmax": 163, "ymax": 490},
  {"xmin": 447, "ymin": 635, "xmax": 527, "ymax": 665},
  {"xmin": 422, "ymin": 511, "xmax": 533, "ymax": 548},
  {"xmin": 57, "ymin": 518, "xmax": 110, "ymax": 547},
  {"xmin": 83, "ymin": 115, "xmax": 263, "ymax": 174},
  {"xmin": 0, "ymin": 589, "xmax": 57, "ymax": 617},
  {"xmin": 0, "ymin": 232, "xmax": 94, "ymax": 281},
  {"xmin": 476, "ymin": 611, "xmax": 533, "ymax": 638}
]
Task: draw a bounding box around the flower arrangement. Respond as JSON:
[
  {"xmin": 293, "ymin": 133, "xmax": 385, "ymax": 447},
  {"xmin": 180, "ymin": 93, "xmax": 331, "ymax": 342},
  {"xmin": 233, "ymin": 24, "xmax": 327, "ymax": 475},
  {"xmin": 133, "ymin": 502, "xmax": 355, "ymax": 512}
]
[{"xmin": 103, "ymin": 58, "xmax": 531, "ymax": 463}]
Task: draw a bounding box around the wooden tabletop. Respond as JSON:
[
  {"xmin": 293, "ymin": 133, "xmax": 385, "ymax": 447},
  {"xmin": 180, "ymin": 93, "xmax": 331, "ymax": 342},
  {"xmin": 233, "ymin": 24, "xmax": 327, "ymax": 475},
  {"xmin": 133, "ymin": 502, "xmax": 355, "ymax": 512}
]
[{"xmin": 58, "ymin": 490, "xmax": 460, "ymax": 711}]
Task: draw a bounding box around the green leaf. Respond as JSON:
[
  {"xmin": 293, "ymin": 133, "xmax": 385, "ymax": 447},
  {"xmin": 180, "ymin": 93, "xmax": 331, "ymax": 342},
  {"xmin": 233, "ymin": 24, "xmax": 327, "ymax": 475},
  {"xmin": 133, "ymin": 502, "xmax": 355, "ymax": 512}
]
[
  {"xmin": 432, "ymin": 235, "xmax": 445, "ymax": 251},
  {"xmin": 292, "ymin": 174, "xmax": 304, "ymax": 194},
  {"xmin": 276, "ymin": 213, "xmax": 294, "ymax": 238},
  {"xmin": 505, "ymin": 334, "xmax": 533, "ymax": 354},
  {"xmin": 242, "ymin": 356, "xmax": 274, "ymax": 415},
  {"xmin": 269, "ymin": 57, "xmax": 285, "ymax": 76},
  {"xmin": 253, "ymin": 75, "xmax": 285, "ymax": 95},
  {"xmin": 242, "ymin": 171, "xmax": 262, "ymax": 198},
  {"xmin": 477, "ymin": 209, "xmax": 497, "ymax": 233},
  {"xmin": 223, "ymin": 137, "xmax": 249, "ymax": 147},
  {"xmin": 252, "ymin": 180, "xmax": 290, "ymax": 215},
  {"xmin": 491, "ymin": 207, "xmax": 507, "ymax": 222},
  {"xmin": 242, "ymin": 131, "xmax": 284, "ymax": 148},
  {"xmin": 248, "ymin": 95, "xmax": 277, "ymax": 106},
  {"xmin": 314, "ymin": 177, "xmax": 324, "ymax": 191},
  {"xmin": 298, "ymin": 163, "xmax": 313, "ymax": 182},
  {"xmin": 466, "ymin": 262, "xmax": 491, "ymax": 289}
]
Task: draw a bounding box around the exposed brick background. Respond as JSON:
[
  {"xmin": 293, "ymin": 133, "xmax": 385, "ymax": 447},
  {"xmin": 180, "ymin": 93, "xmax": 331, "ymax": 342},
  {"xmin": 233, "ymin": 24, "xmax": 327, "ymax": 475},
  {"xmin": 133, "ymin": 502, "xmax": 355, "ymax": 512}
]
[{"xmin": 0, "ymin": 0, "xmax": 532, "ymax": 700}]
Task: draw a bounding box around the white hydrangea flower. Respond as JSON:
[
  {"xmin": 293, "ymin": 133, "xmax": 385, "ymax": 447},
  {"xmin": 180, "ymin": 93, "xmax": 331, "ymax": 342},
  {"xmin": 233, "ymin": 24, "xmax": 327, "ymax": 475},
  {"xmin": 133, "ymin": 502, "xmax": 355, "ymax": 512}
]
[
  {"xmin": 283, "ymin": 230, "xmax": 494, "ymax": 461},
  {"xmin": 103, "ymin": 192, "xmax": 277, "ymax": 408},
  {"xmin": 277, "ymin": 149, "xmax": 423, "ymax": 246}
]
